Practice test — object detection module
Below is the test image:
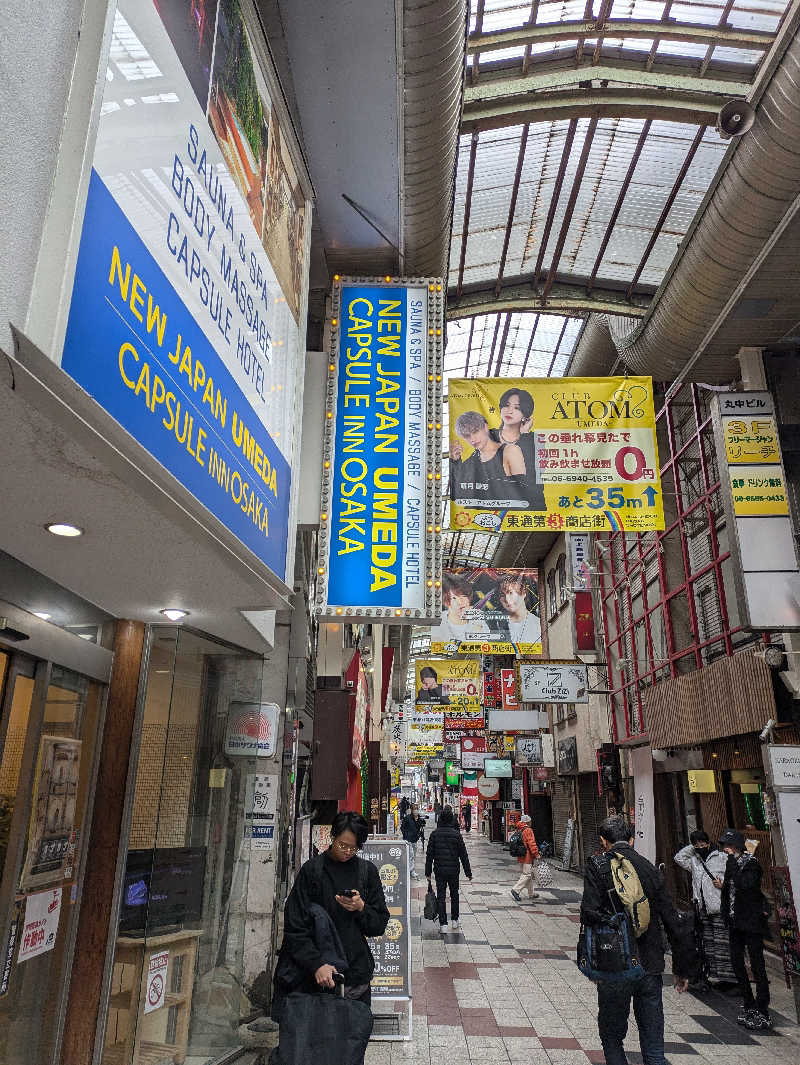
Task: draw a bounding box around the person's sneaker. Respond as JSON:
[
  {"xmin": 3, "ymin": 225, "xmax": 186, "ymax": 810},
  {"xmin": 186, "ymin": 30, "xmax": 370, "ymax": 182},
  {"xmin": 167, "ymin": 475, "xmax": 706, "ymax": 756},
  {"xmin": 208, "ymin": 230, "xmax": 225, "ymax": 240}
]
[
  {"xmin": 439, "ymin": 923, "xmax": 449, "ymax": 934},
  {"xmin": 511, "ymin": 890, "xmax": 522, "ymax": 902},
  {"xmin": 450, "ymin": 919, "xmax": 460, "ymax": 931},
  {"xmin": 745, "ymin": 1011, "xmax": 773, "ymax": 1031},
  {"xmin": 737, "ymin": 1007, "xmax": 756, "ymax": 1026}
]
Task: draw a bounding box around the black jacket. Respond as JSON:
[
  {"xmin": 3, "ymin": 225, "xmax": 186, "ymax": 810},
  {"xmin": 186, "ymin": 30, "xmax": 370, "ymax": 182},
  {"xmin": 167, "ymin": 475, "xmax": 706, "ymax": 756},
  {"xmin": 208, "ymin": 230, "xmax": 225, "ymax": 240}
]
[
  {"xmin": 425, "ymin": 824, "xmax": 471, "ymax": 880},
  {"xmin": 721, "ymin": 852, "xmax": 766, "ymax": 934},
  {"xmin": 279, "ymin": 851, "xmax": 389, "ymax": 989},
  {"xmin": 580, "ymin": 843, "xmax": 698, "ymax": 978},
  {"xmin": 401, "ymin": 813, "xmax": 424, "ymax": 843}
]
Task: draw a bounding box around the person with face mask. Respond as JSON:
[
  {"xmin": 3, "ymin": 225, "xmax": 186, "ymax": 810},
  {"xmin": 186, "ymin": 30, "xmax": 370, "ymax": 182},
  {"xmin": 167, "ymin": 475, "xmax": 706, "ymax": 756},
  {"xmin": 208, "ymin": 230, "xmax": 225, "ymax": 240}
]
[{"xmin": 674, "ymin": 830, "xmax": 735, "ymax": 990}]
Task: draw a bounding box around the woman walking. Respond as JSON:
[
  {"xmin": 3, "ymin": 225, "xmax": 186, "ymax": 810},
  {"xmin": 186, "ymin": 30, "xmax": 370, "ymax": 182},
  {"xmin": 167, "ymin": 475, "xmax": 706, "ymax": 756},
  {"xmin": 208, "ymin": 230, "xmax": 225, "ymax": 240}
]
[
  {"xmin": 511, "ymin": 814, "xmax": 539, "ymax": 901},
  {"xmin": 425, "ymin": 806, "xmax": 472, "ymax": 933}
]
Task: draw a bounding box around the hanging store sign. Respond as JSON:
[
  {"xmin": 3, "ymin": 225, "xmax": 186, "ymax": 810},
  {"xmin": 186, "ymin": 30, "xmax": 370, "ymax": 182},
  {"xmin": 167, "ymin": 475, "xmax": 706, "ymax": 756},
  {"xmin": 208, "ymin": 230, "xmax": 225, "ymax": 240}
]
[
  {"xmin": 557, "ymin": 737, "xmax": 578, "ymax": 776},
  {"xmin": 414, "ymin": 659, "xmax": 480, "ymax": 708},
  {"xmin": 518, "ymin": 660, "xmax": 588, "ymax": 703},
  {"xmin": 430, "ymin": 568, "xmax": 541, "ymax": 655},
  {"xmin": 515, "ymin": 736, "xmax": 543, "ymax": 766},
  {"xmin": 461, "ymin": 735, "xmax": 487, "ymax": 769},
  {"xmin": 570, "ymin": 533, "xmax": 592, "ymax": 589},
  {"xmin": 447, "ymin": 377, "xmax": 664, "ymax": 533},
  {"xmin": 60, "ymin": 1, "xmax": 311, "ymax": 584},
  {"xmin": 317, "ymin": 279, "xmax": 443, "ymax": 623},
  {"xmin": 477, "ymin": 774, "xmax": 500, "ymax": 799},
  {"xmin": 500, "ymin": 668, "xmax": 519, "ymax": 710},
  {"xmin": 687, "ymin": 769, "xmax": 717, "ymax": 793},
  {"xmin": 712, "ymin": 392, "xmax": 800, "ymax": 630}
]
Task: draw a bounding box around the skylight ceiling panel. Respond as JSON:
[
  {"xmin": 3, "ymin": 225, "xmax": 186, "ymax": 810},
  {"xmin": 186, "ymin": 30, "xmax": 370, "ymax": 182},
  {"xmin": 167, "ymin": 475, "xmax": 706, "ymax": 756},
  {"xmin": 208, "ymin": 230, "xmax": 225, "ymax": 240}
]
[
  {"xmin": 536, "ymin": 0, "xmax": 592, "ymax": 23},
  {"xmin": 670, "ymin": 2, "xmax": 727, "ymax": 26},
  {"xmin": 727, "ymin": 0, "xmax": 785, "ymax": 31},
  {"xmin": 710, "ymin": 44, "xmax": 764, "ymax": 64}
]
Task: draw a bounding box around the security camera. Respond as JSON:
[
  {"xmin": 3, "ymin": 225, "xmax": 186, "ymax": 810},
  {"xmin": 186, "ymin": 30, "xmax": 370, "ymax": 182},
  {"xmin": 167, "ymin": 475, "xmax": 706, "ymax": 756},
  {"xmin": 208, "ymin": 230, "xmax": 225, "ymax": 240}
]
[{"xmin": 759, "ymin": 719, "xmax": 776, "ymax": 742}]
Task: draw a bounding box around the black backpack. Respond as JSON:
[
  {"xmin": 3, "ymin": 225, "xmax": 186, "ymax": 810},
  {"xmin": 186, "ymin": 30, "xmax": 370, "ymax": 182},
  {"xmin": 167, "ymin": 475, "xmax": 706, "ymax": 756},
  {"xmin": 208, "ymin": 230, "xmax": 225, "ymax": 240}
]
[
  {"xmin": 509, "ymin": 830, "xmax": 527, "ymax": 858},
  {"xmin": 576, "ymin": 855, "xmax": 645, "ymax": 985}
]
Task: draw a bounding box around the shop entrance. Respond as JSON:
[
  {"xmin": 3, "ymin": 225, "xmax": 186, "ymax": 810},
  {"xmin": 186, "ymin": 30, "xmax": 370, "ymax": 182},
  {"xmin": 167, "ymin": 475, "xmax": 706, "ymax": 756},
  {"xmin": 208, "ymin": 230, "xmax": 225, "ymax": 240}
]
[{"xmin": 0, "ymin": 608, "xmax": 112, "ymax": 1065}]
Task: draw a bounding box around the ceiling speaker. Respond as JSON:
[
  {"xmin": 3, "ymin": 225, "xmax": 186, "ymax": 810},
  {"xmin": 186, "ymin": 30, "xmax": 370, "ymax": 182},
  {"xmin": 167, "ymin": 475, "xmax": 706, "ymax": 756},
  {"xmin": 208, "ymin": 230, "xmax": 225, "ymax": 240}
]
[{"xmin": 716, "ymin": 100, "xmax": 755, "ymax": 139}]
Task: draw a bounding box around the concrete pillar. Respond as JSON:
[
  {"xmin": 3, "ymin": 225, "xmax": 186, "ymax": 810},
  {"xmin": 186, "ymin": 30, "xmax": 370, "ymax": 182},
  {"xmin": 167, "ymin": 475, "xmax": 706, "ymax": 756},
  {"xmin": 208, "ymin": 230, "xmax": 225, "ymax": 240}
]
[{"xmin": 736, "ymin": 347, "xmax": 766, "ymax": 390}]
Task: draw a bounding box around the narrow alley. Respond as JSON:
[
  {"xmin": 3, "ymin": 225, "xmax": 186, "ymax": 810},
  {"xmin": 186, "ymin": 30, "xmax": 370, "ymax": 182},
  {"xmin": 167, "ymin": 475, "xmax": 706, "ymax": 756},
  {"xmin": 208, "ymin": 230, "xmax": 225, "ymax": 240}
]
[{"xmin": 368, "ymin": 833, "xmax": 797, "ymax": 1065}]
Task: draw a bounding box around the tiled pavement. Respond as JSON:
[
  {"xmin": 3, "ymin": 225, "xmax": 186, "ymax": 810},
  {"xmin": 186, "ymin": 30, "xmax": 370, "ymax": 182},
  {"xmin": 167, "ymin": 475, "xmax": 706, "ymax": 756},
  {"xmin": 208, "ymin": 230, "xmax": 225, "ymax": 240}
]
[{"xmin": 367, "ymin": 832, "xmax": 799, "ymax": 1065}]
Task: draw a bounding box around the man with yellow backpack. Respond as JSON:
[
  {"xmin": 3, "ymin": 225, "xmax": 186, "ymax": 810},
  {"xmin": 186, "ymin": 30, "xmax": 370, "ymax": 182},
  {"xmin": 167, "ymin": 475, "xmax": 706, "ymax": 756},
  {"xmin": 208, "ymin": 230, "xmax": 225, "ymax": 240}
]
[{"xmin": 580, "ymin": 816, "xmax": 699, "ymax": 1065}]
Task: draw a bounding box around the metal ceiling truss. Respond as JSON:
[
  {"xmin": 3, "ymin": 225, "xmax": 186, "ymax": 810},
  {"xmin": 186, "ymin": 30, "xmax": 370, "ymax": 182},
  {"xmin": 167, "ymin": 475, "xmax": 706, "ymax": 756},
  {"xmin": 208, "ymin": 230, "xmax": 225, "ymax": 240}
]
[
  {"xmin": 467, "ymin": 19, "xmax": 775, "ymax": 56},
  {"xmin": 447, "ymin": 277, "xmax": 652, "ymax": 320}
]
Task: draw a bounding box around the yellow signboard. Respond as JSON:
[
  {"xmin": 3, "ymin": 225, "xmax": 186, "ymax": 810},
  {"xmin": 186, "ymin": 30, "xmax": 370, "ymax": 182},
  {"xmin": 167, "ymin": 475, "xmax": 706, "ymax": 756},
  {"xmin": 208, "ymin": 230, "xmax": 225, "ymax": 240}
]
[
  {"xmin": 730, "ymin": 466, "xmax": 789, "ymax": 516},
  {"xmin": 414, "ymin": 658, "xmax": 480, "ymax": 708},
  {"xmin": 723, "ymin": 416, "xmax": 780, "ymax": 465},
  {"xmin": 687, "ymin": 769, "xmax": 717, "ymax": 793},
  {"xmin": 448, "ymin": 377, "xmax": 664, "ymax": 533}
]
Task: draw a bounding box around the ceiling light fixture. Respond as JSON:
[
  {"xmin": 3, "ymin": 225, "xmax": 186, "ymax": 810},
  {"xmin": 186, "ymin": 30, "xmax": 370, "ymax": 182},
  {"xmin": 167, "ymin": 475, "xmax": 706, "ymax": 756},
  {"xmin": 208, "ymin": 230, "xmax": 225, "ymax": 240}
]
[
  {"xmin": 45, "ymin": 522, "xmax": 83, "ymax": 538},
  {"xmin": 33, "ymin": 612, "xmax": 51, "ymax": 621},
  {"xmin": 160, "ymin": 608, "xmax": 189, "ymax": 622}
]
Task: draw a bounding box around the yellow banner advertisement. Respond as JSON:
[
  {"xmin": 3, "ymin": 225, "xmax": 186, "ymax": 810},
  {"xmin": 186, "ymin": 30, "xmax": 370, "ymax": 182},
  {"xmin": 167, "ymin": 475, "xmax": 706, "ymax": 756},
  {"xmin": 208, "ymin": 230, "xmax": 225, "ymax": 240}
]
[
  {"xmin": 723, "ymin": 416, "xmax": 780, "ymax": 465},
  {"xmin": 730, "ymin": 466, "xmax": 789, "ymax": 516},
  {"xmin": 448, "ymin": 377, "xmax": 664, "ymax": 533},
  {"xmin": 414, "ymin": 658, "xmax": 480, "ymax": 708}
]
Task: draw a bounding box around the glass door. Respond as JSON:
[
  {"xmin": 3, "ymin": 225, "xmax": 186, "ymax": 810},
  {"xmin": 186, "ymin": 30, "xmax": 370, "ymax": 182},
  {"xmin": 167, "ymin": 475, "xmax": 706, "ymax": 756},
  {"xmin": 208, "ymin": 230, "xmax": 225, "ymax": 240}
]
[{"xmin": 0, "ymin": 651, "xmax": 107, "ymax": 1065}]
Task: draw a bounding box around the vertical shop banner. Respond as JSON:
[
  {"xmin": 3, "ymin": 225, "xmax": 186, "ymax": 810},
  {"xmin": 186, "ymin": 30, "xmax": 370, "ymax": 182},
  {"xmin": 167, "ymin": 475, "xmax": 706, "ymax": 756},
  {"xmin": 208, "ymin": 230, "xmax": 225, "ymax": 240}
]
[
  {"xmin": 60, "ymin": 1, "xmax": 312, "ymax": 583},
  {"xmin": 448, "ymin": 377, "xmax": 664, "ymax": 533},
  {"xmin": 631, "ymin": 746, "xmax": 655, "ymax": 862},
  {"xmin": 363, "ymin": 839, "xmax": 411, "ymax": 999},
  {"xmin": 414, "ymin": 659, "xmax": 480, "ymax": 708},
  {"xmin": 430, "ymin": 568, "xmax": 541, "ymax": 655},
  {"xmin": 500, "ymin": 668, "xmax": 518, "ymax": 709},
  {"xmin": 318, "ymin": 280, "xmax": 443, "ymax": 622},
  {"xmin": 712, "ymin": 392, "xmax": 800, "ymax": 630}
]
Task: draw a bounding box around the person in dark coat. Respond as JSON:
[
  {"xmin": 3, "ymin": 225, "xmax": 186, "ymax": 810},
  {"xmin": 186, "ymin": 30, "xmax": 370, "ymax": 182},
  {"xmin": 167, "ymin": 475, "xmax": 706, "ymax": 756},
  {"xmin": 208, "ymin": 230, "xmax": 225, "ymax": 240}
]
[
  {"xmin": 400, "ymin": 803, "xmax": 425, "ymax": 878},
  {"xmin": 278, "ymin": 811, "xmax": 389, "ymax": 1011},
  {"xmin": 424, "ymin": 805, "xmax": 472, "ymax": 933},
  {"xmin": 581, "ymin": 816, "xmax": 698, "ymax": 1065},
  {"xmin": 718, "ymin": 828, "xmax": 771, "ymax": 1030},
  {"xmin": 462, "ymin": 800, "xmax": 472, "ymax": 832}
]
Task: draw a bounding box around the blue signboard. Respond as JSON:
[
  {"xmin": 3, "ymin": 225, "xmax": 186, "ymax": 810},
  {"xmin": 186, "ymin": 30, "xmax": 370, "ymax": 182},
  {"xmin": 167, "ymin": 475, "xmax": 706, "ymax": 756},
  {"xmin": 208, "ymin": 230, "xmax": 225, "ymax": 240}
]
[
  {"xmin": 62, "ymin": 172, "xmax": 290, "ymax": 577},
  {"xmin": 326, "ymin": 285, "xmax": 427, "ymax": 610}
]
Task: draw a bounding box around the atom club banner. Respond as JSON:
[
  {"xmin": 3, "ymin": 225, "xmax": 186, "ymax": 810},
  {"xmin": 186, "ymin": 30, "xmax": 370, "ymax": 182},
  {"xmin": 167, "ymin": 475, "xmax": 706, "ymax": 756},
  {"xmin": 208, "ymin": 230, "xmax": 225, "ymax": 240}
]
[
  {"xmin": 430, "ymin": 568, "xmax": 541, "ymax": 655},
  {"xmin": 414, "ymin": 658, "xmax": 480, "ymax": 708},
  {"xmin": 448, "ymin": 377, "xmax": 664, "ymax": 533}
]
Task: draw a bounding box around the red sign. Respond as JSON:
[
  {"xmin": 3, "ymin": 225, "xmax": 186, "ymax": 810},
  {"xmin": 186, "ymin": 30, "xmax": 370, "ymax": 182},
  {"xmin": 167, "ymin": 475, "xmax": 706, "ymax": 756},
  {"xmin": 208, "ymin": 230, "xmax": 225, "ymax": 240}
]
[
  {"xmin": 534, "ymin": 767, "xmax": 549, "ymax": 781},
  {"xmin": 460, "ymin": 736, "xmax": 486, "ymax": 754},
  {"xmin": 574, "ymin": 591, "xmax": 596, "ymax": 652},
  {"xmin": 500, "ymin": 668, "xmax": 518, "ymax": 710},
  {"xmin": 444, "ymin": 715, "xmax": 485, "ymax": 733},
  {"xmin": 483, "ymin": 671, "xmax": 497, "ymax": 709}
]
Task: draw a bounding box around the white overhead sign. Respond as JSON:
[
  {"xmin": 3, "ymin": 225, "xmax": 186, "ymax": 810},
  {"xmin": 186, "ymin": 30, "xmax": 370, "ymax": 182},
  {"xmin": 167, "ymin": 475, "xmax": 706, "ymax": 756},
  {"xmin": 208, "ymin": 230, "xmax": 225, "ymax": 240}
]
[
  {"xmin": 768, "ymin": 746, "xmax": 800, "ymax": 788},
  {"xmin": 518, "ymin": 661, "xmax": 589, "ymax": 703}
]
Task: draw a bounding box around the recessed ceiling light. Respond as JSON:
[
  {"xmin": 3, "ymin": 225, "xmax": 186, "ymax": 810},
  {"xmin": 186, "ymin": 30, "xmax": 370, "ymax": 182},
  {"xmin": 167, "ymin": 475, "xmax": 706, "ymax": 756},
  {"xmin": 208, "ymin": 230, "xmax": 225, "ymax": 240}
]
[
  {"xmin": 33, "ymin": 612, "xmax": 51, "ymax": 620},
  {"xmin": 78, "ymin": 633, "xmax": 93, "ymax": 640},
  {"xmin": 45, "ymin": 523, "xmax": 83, "ymax": 538},
  {"xmin": 160, "ymin": 608, "xmax": 189, "ymax": 622}
]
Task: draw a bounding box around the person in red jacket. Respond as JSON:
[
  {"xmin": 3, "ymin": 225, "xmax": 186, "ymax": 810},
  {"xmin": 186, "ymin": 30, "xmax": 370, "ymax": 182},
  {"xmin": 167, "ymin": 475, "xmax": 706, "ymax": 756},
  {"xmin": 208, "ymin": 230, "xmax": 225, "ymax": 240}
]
[{"xmin": 511, "ymin": 814, "xmax": 539, "ymax": 901}]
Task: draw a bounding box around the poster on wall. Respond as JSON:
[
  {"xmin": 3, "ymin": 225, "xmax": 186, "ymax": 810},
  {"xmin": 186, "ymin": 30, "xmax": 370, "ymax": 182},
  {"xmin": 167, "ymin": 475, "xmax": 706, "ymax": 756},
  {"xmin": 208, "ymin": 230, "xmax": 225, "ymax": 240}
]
[
  {"xmin": 60, "ymin": 0, "xmax": 312, "ymax": 584},
  {"xmin": 20, "ymin": 738, "xmax": 81, "ymax": 893},
  {"xmin": 430, "ymin": 568, "xmax": 541, "ymax": 655},
  {"xmin": 448, "ymin": 377, "xmax": 664, "ymax": 533},
  {"xmin": 17, "ymin": 888, "xmax": 62, "ymax": 964},
  {"xmin": 144, "ymin": 950, "xmax": 170, "ymax": 1014},
  {"xmin": 414, "ymin": 659, "xmax": 479, "ymax": 708},
  {"xmin": 317, "ymin": 279, "xmax": 444, "ymax": 623}
]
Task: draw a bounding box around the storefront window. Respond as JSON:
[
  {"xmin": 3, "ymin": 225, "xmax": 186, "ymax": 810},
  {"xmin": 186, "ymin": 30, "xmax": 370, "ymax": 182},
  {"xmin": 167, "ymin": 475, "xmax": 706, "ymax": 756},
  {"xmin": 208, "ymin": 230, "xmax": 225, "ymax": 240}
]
[
  {"xmin": 0, "ymin": 657, "xmax": 105, "ymax": 1065},
  {"xmin": 102, "ymin": 627, "xmax": 272, "ymax": 1065}
]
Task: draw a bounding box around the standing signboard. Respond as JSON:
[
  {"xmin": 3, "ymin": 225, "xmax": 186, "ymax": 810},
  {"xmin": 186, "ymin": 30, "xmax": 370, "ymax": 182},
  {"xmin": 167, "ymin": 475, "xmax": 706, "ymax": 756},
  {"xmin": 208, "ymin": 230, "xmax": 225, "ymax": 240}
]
[
  {"xmin": 362, "ymin": 838, "xmax": 412, "ymax": 1039},
  {"xmin": 562, "ymin": 818, "xmax": 575, "ymax": 870},
  {"xmin": 448, "ymin": 377, "xmax": 664, "ymax": 533},
  {"xmin": 60, "ymin": 0, "xmax": 312, "ymax": 586},
  {"xmin": 711, "ymin": 392, "xmax": 800, "ymax": 629},
  {"xmin": 317, "ymin": 279, "xmax": 443, "ymax": 623}
]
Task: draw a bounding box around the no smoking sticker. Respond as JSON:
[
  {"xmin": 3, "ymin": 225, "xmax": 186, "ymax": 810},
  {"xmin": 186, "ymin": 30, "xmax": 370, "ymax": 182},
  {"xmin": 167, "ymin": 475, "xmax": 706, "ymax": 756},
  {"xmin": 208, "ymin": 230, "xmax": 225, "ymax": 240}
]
[{"xmin": 144, "ymin": 951, "xmax": 169, "ymax": 1014}]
